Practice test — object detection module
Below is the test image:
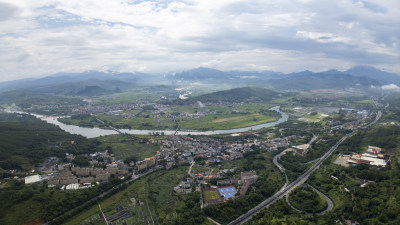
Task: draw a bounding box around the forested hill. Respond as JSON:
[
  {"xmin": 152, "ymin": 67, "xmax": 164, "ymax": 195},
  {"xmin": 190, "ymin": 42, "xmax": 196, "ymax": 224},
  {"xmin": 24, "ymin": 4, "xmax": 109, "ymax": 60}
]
[
  {"xmin": 0, "ymin": 91, "xmax": 84, "ymax": 107},
  {"xmin": 269, "ymin": 73, "xmax": 379, "ymax": 90},
  {"xmin": 175, "ymin": 87, "xmax": 286, "ymax": 105},
  {"xmin": 0, "ymin": 113, "xmax": 100, "ymax": 175}
]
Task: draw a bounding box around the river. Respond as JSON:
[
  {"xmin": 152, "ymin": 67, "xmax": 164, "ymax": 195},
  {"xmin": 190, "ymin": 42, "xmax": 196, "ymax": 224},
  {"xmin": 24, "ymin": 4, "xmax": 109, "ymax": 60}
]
[{"xmin": 11, "ymin": 106, "xmax": 288, "ymax": 138}]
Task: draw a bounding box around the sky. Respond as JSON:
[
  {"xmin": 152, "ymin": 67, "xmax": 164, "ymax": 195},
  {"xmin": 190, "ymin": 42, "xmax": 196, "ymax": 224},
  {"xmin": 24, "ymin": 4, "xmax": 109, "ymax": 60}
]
[{"xmin": 0, "ymin": 0, "xmax": 399, "ymax": 81}]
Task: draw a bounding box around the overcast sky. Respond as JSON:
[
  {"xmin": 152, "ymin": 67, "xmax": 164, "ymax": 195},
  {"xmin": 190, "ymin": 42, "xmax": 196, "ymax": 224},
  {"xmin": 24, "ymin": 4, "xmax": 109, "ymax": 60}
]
[{"xmin": 0, "ymin": 0, "xmax": 399, "ymax": 81}]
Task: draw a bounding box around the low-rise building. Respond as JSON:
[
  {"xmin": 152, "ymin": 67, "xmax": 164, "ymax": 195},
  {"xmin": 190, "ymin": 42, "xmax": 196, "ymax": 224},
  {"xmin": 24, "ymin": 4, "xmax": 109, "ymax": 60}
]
[
  {"xmin": 106, "ymin": 168, "xmax": 118, "ymax": 175},
  {"xmin": 137, "ymin": 156, "xmax": 156, "ymax": 171},
  {"xmin": 48, "ymin": 178, "xmax": 60, "ymax": 185},
  {"xmin": 80, "ymin": 177, "xmax": 95, "ymax": 184},
  {"xmin": 348, "ymin": 153, "xmax": 387, "ymax": 167},
  {"xmin": 366, "ymin": 146, "xmax": 385, "ymax": 159},
  {"xmin": 217, "ymin": 177, "xmax": 239, "ymax": 186},
  {"xmin": 240, "ymin": 171, "xmax": 258, "ymax": 184},
  {"xmin": 25, "ymin": 175, "xmax": 42, "ymax": 184},
  {"xmin": 65, "ymin": 183, "xmax": 80, "ymax": 190},
  {"xmin": 60, "ymin": 177, "xmax": 78, "ymax": 185},
  {"xmin": 75, "ymin": 167, "xmax": 90, "ymax": 176},
  {"xmin": 240, "ymin": 182, "xmax": 251, "ymax": 196},
  {"xmin": 95, "ymin": 173, "xmax": 110, "ymax": 182}
]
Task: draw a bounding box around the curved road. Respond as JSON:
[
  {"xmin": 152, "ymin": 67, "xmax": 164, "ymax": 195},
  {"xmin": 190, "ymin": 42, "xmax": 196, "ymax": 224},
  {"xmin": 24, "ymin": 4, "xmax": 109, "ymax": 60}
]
[
  {"xmin": 228, "ymin": 110, "xmax": 381, "ymax": 225},
  {"xmin": 273, "ymin": 149, "xmax": 289, "ymax": 188},
  {"xmin": 273, "ymin": 133, "xmax": 319, "ymax": 201},
  {"xmin": 285, "ymin": 184, "xmax": 334, "ymax": 215},
  {"xmin": 285, "ymin": 194, "xmax": 302, "ymax": 213},
  {"xmin": 276, "ymin": 133, "xmax": 333, "ymax": 215},
  {"xmin": 309, "ymin": 185, "xmax": 334, "ymax": 215}
]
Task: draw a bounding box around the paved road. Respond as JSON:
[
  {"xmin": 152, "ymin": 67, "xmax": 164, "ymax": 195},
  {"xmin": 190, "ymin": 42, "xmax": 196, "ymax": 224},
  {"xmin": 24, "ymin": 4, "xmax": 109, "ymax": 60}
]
[
  {"xmin": 228, "ymin": 111, "xmax": 381, "ymax": 225},
  {"xmin": 309, "ymin": 133, "xmax": 318, "ymax": 145},
  {"xmin": 277, "ymin": 133, "xmax": 334, "ymax": 215},
  {"xmin": 273, "ymin": 149, "xmax": 289, "ymax": 173},
  {"xmin": 272, "ymin": 133, "xmax": 318, "ymax": 191},
  {"xmin": 98, "ymin": 203, "xmax": 109, "ymax": 225},
  {"xmin": 207, "ymin": 216, "xmax": 222, "ymax": 225},
  {"xmin": 309, "ymin": 185, "xmax": 334, "ymax": 215},
  {"xmin": 188, "ymin": 161, "xmax": 195, "ymax": 176},
  {"xmin": 285, "ymin": 193, "xmax": 302, "ymax": 213},
  {"xmin": 285, "ymin": 184, "xmax": 334, "ymax": 215},
  {"xmin": 272, "ymin": 149, "xmax": 289, "ymax": 189}
]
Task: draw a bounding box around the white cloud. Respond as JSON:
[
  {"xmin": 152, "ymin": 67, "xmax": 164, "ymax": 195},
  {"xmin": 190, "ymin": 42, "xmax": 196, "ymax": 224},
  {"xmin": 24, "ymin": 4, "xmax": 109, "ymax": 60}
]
[
  {"xmin": 0, "ymin": 0, "xmax": 399, "ymax": 81},
  {"xmin": 381, "ymin": 84, "xmax": 400, "ymax": 91},
  {"xmin": 296, "ymin": 31, "xmax": 351, "ymax": 43}
]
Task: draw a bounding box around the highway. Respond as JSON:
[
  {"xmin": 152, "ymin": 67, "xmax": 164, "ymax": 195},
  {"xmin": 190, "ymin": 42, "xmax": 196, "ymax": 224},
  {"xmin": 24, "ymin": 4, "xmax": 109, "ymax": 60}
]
[
  {"xmin": 47, "ymin": 110, "xmax": 381, "ymax": 225},
  {"xmin": 275, "ymin": 135, "xmax": 334, "ymax": 216},
  {"xmin": 272, "ymin": 133, "xmax": 319, "ymax": 198},
  {"xmin": 228, "ymin": 110, "xmax": 381, "ymax": 225}
]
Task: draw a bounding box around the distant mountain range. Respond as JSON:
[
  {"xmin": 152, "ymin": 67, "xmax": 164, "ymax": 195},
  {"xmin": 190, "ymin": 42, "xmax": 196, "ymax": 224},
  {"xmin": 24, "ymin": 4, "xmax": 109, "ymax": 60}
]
[
  {"xmin": 0, "ymin": 71, "xmax": 144, "ymax": 92},
  {"xmin": 0, "ymin": 66, "xmax": 399, "ymax": 95},
  {"xmin": 344, "ymin": 66, "xmax": 400, "ymax": 84},
  {"xmin": 170, "ymin": 66, "xmax": 400, "ymax": 90},
  {"xmin": 0, "ymin": 71, "xmax": 160, "ymax": 97},
  {"xmin": 169, "ymin": 67, "xmax": 286, "ymax": 82}
]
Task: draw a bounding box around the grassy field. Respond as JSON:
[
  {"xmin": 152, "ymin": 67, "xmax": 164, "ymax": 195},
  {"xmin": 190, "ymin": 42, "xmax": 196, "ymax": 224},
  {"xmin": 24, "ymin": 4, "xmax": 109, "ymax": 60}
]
[
  {"xmin": 64, "ymin": 166, "xmax": 191, "ymax": 225},
  {"xmin": 173, "ymin": 103, "xmax": 278, "ymax": 131},
  {"xmin": 60, "ymin": 103, "xmax": 280, "ymax": 131},
  {"xmin": 93, "ymin": 91, "xmax": 161, "ymax": 105},
  {"xmin": 351, "ymin": 99, "xmax": 374, "ymax": 109},
  {"xmin": 205, "ymin": 190, "xmax": 220, "ymax": 200},
  {"xmin": 191, "ymin": 165, "xmax": 213, "ymax": 174},
  {"xmin": 178, "ymin": 113, "xmax": 277, "ymax": 130},
  {"xmin": 298, "ymin": 112, "xmax": 329, "ymax": 123},
  {"xmin": 97, "ymin": 109, "xmax": 278, "ymax": 131},
  {"xmin": 355, "ymin": 99, "xmax": 373, "ymax": 104},
  {"xmin": 96, "ymin": 134, "xmax": 160, "ymax": 161}
]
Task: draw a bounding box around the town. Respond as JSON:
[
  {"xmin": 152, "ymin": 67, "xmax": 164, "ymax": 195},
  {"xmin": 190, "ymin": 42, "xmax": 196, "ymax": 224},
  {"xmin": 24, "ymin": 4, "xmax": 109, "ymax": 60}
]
[{"xmin": 1, "ymin": 86, "xmax": 399, "ymax": 225}]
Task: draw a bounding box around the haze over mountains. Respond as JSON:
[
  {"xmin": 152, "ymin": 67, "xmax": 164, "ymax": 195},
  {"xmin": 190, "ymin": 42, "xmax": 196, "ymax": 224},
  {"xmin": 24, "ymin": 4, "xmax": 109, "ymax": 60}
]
[
  {"xmin": 0, "ymin": 66, "xmax": 399, "ymax": 96},
  {"xmin": 171, "ymin": 65, "xmax": 400, "ymax": 85}
]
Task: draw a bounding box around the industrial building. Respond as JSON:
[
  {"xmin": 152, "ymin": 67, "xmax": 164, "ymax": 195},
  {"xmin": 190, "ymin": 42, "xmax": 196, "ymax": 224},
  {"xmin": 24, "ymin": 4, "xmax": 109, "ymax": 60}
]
[{"xmin": 347, "ymin": 146, "xmax": 387, "ymax": 167}]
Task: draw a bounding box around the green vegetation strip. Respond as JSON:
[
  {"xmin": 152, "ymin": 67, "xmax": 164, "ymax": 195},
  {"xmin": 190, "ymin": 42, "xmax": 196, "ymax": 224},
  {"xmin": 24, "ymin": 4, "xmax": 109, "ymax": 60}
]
[
  {"xmin": 288, "ymin": 186, "xmax": 327, "ymax": 213},
  {"xmin": 64, "ymin": 166, "xmax": 192, "ymax": 225}
]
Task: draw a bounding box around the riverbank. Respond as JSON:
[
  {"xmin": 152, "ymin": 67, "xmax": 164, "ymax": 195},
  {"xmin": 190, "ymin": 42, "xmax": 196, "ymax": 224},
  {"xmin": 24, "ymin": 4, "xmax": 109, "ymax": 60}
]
[{"xmin": 7, "ymin": 106, "xmax": 288, "ymax": 138}]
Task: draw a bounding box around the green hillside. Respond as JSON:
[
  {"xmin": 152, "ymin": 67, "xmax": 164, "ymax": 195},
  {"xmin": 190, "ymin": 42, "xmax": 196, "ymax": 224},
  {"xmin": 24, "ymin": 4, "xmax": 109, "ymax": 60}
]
[
  {"xmin": 0, "ymin": 91, "xmax": 83, "ymax": 108},
  {"xmin": 0, "ymin": 113, "xmax": 100, "ymax": 174},
  {"xmin": 175, "ymin": 87, "xmax": 283, "ymax": 104},
  {"xmin": 270, "ymin": 74, "xmax": 379, "ymax": 90}
]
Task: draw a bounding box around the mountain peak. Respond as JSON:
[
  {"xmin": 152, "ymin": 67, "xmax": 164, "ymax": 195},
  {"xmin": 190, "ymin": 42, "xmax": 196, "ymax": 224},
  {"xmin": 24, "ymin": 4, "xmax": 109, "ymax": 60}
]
[
  {"xmin": 192, "ymin": 67, "xmax": 223, "ymax": 72},
  {"xmin": 345, "ymin": 65, "xmax": 400, "ymax": 84},
  {"xmin": 320, "ymin": 69, "xmax": 342, "ymax": 74}
]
